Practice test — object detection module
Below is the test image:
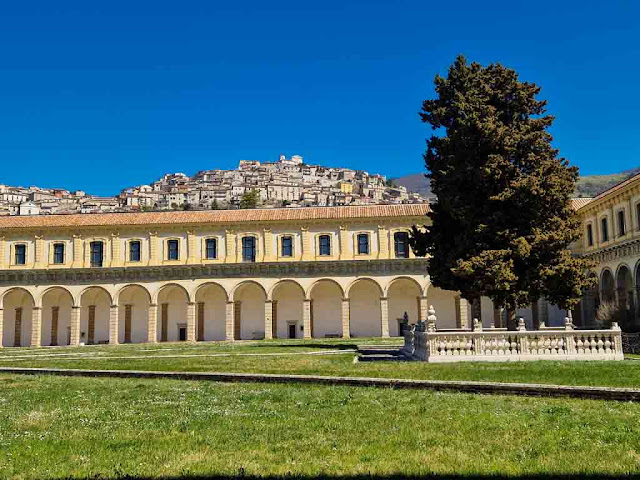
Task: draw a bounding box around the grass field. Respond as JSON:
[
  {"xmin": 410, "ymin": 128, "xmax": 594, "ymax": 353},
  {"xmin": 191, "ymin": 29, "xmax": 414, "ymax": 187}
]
[
  {"xmin": 1, "ymin": 339, "xmax": 640, "ymax": 388},
  {"xmin": 1, "ymin": 373, "xmax": 639, "ymax": 479}
]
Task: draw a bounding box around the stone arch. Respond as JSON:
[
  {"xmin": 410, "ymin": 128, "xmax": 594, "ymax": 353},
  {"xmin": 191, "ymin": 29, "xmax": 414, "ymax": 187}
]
[
  {"xmin": 153, "ymin": 283, "xmax": 191, "ymax": 305},
  {"xmin": 1, "ymin": 288, "xmax": 35, "ymax": 347},
  {"xmin": 117, "ymin": 284, "xmax": 151, "ymax": 344},
  {"xmin": 233, "ymin": 281, "xmax": 267, "ymax": 340},
  {"xmin": 600, "ymin": 269, "xmax": 615, "ymax": 303},
  {"xmin": 270, "ymin": 280, "xmax": 306, "ymax": 339},
  {"xmin": 194, "ymin": 282, "xmax": 228, "ymax": 341},
  {"xmin": 306, "ymin": 278, "xmax": 345, "ymax": 300},
  {"xmin": 40, "ymin": 286, "xmax": 74, "ymax": 346},
  {"xmin": 79, "ymin": 286, "xmax": 112, "ymax": 345},
  {"xmin": 78, "ymin": 285, "xmax": 113, "ymax": 307},
  {"xmin": 308, "ymin": 279, "xmax": 344, "ymax": 338},
  {"xmin": 348, "ymin": 278, "xmax": 383, "ymax": 337},
  {"xmin": 156, "ymin": 283, "xmax": 190, "ymax": 342},
  {"xmin": 345, "ymin": 277, "xmax": 383, "ymax": 299},
  {"xmin": 384, "ymin": 276, "xmax": 423, "ymax": 297},
  {"xmin": 387, "ymin": 277, "xmax": 423, "ymax": 337}
]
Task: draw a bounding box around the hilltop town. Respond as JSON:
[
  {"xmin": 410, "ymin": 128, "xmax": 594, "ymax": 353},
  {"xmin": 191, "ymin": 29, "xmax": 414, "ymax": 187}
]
[{"xmin": 0, "ymin": 154, "xmax": 426, "ymax": 216}]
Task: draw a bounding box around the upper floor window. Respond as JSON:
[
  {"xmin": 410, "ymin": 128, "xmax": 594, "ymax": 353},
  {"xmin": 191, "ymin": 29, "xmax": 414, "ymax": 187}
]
[
  {"xmin": 318, "ymin": 234, "xmax": 331, "ymax": 256},
  {"xmin": 618, "ymin": 210, "xmax": 626, "ymax": 237},
  {"xmin": 586, "ymin": 224, "xmax": 594, "ymax": 247},
  {"xmin": 205, "ymin": 238, "xmax": 217, "ymax": 260},
  {"xmin": 53, "ymin": 243, "xmax": 65, "ymax": 264},
  {"xmin": 90, "ymin": 241, "xmax": 104, "ymax": 267},
  {"xmin": 281, "ymin": 236, "xmax": 293, "ymax": 257},
  {"xmin": 167, "ymin": 239, "xmax": 179, "ymax": 261},
  {"xmin": 637, "ymin": 203, "xmax": 640, "ymax": 231},
  {"xmin": 357, "ymin": 233, "xmax": 370, "ymax": 255},
  {"xmin": 242, "ymin": 236, "xmax": 256, "ymax": 262},
  {"xmin": 129, "ymin": 240, "xmax": 141, "ymax": 262},
  {"xmin": 601, "ymin": 217, "xmax": 609, "ymax": 242},
  {"xmin": 14, "ymin": 244, "xmax": 26, "ymax": 265},
  {"xmin": 394, "ymin": 232, "xmax": 410, "ymax": 258}
]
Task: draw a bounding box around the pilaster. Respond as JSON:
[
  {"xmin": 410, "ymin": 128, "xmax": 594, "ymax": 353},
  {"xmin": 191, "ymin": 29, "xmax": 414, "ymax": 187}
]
[
  {"xmin": 380, "ymin": 297, "xmax": 389, "ymax": 337},
  {"xmin": 0, "ymin": 308, "xmax": 3, "ymax": 348},
  {"xmin": 341, "ymin": 298, "xmax": 350, "ymax": 338},
  {"xmin": 30, "ymin": 307, "xmax": 42, "ymax": 347},
  {"xmin": 301, "ymin": 227, "xmax": 312, "ymax": 261},
  {"xmin": 377, "ymin": 225, "xmax": 389, "ymax": 259},
  {"xmin": 263, "ymin": 229, "xmax": 275, "ymax": 262},
  {"xmin": 303, "ymin": 299, "xmax": 312, "ymax": 339},
  {"xmin": 70, "ymin": 306, "xmax": 81, "ymax": 345},
  {"xmin": 147, "ymin": 304, "xmax": 158, "ymax": 343},
  {"xmin": 225, "ymin": 230, "xmax": 237, "ymax": 264},
  {"xmin": 225, "ymin": 301, "xmax": 235, "ymax": 340},
  {"xmin": 186, "ymin": 302, "xmax": 196, "ymax": 342},
  {"xmin": 34, "ymin": 235, "xmax": 45, "ymax": 268},
  {"xmin": 0, "ymin": 237, "xmax": 5, "ymax": 269},
  {"xmin": 72, "ymin": 235, "xmax": 83, "ymax": 268},
  {"xmin": 264, "ymin": 300, "xmax": 273, "ymax": 339},
  {"xmin": 111, "ymin": 233, "xmax": 121, "ymax": 267},
  {"xmin": 109, "ymin": 305, "xmax": 119, "ymax": 344},
  {"xmin": 187, "ymin": 231, "xmax": 197, "ymax": 264},
  {"xmin": 339, "ymin": 226, "xmax": 351, "ymax": 260}
]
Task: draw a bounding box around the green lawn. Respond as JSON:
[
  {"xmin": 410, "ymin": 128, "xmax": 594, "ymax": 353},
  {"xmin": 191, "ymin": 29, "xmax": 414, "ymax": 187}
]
[
  {"xmin": 1, "ymin": 339, "xmax": 640, "ymax": 388},
  {"xmin": 1, "ymin": 373, "xmax": 638, "ymax": 479}
]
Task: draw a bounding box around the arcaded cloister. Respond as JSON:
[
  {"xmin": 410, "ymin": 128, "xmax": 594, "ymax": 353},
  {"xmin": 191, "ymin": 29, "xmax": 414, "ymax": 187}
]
[{"xmin": 0, "ymin": 204, "xmax": 481, "ymax": 347}]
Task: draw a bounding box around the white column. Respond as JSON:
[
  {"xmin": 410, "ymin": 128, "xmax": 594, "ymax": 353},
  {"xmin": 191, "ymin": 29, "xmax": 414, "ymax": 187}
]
[
  {"xmin": 109, "ymin": 305, "xmax": 119, "ymax": 345},
  {"xmin": 380, "ymin": 297, "xmax": 389, "ymax": 337},
  {"xmin": 341, "ymin": 298, "xmax": 350, "ymax": 339},
  {"xmin": 30, "ymin": 307, "xmax": 42, "ymax": 347},
  {"xmin": 303, "ymin": 299, "xmax": 312, "ymax": 339},
  {"xmin": 70, "ymin": 306, "xmax": 81, "ymax": 345},
  {"xmin": 186, "ymin": 302, "xmax": 196, "ymax": 342},
  {"xmin": 264, "ymin": 300, "xmax": 273, "ymax": 340},
  {"xmin": 147, "ymin": 304, "xmax": 158, "ymax": 343},
  {"xmin": 225, "ymin": 301, "xmax": 235, "ymax": 341}
]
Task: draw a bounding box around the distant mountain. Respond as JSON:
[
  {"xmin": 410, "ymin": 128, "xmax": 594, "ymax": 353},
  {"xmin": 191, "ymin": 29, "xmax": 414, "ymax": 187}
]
[{"xmin": 393, "ymin": 167, "xmax": 640, "ymax": 199}]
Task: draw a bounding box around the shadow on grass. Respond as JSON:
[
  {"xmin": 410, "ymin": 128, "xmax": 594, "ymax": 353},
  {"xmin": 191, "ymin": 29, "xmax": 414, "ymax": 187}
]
[
  {"xmin": 73, "ymin": 474, "xmax": 640, "ymax": 480},
  {"xmin": 250, "ymin": 342, "xmax": 360, "ymax": 351}
]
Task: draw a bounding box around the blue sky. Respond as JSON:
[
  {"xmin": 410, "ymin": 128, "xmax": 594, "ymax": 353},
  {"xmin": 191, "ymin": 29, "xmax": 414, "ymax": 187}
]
[{"xmin": 0, "ymin": 1, "xmax": 638, "ymax": 196}]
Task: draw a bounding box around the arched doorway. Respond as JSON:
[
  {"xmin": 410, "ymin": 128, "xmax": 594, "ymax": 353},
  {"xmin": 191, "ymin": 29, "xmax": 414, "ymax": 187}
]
[
  {"xmin": 601, "ymin": 270, "xmax": 615, "ymax": 303},
  {"xmin": 271, "ymin": 281, "xmax": 305, "ymax": 339},
  {"xmin": 41, "ymin": 287, "xmax": 74, "ymax": 346},
  {"xmin": 308, "ymin": 280, "xmax": 343, "ymax": 338},
  {"xmin": 117, "ymin": 285, "xmax": 151, "ymax": 344},
  {"xmin": 387, "ymin": 278, "xmax": 422, "ymax": 337},
  {"xmin": 194, "ymin": 283, "xmax": 228, "ymax": 341},
  {"xmin": 80, "ymin": 287, "xmax": 111, "ymax": 345},
  {"xmin": 617, "ymin": 265, "xmax": 635, "ymax": 327},
  {"xmin": 2, "ymin": 288, "xmax": 34, "ymax": 347},
  {"xmin": 233, "ymin": 282, "xmax": 266, "ymax": 340},
  {"xmin": 348, "ymin": 279, "xmax": 382, "ymax": 337},
  {"xmin": 156, "ymin": 284, "xmax": 189, "ymax": 342}
]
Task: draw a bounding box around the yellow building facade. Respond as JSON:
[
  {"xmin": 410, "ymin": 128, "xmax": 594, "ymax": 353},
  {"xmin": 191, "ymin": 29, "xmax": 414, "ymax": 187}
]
[{"xmin": 0, "ymin": 204, "xmax": 473, "ymax": 347}]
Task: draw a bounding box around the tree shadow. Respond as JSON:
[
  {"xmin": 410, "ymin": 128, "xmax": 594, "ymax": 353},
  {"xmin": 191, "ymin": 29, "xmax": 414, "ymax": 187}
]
[{"xmin": 250, "ymin": 342, "xmax": 360, "ymax": 351}]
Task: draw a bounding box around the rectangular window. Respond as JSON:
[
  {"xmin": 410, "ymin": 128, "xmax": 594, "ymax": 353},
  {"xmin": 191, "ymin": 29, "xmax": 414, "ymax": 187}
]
[
  {"xmin": 586, "ymin": 224, "xmax": 593, "ymax": 247},
  {"xmin": 205, "ymin": 238, "xmax": 217, "ymax": 260},
  {"xmin": 242, "ymin": 236, "xmax": 256, "ymax": 262},
  {"xmin": 318, "ymin": 235, "xmax": 331, "ymax": 256},
  {"xmin": 637, "ymin": 203, "xmax": 640, "ymax": 231},
  {"xmin": 601, "ymin": 218, "xmax": 609, "ymax": 242},
  {"xmin": 14, "ymin": 244, "xmax": 26, "ymax": 265},
  {"xmin": 53, "ymin": 243, "xmax": 65, "ymax": 264},
  {"xmin": 167, "ymin": 239, "xmax": 179, "ymax": 261},
  {"xmin": 394, "ymin": 232, "xmax": 410, "ymax": 258},
  {"xmin": 281, "ymin": 236, "xmax": 293, "ymax": 257},
  {"xmin": 618, "ymin": 210, "xmax": 626, "ymax": 237},
  {"xmin": 357, "ymin": 233, "xmax": 369, "ymax": 255},
  {"xmin": 90, "ymin": 241, "xmax": 104, "ymax": 267},
  {"xmin": 129, "ymin": 240, "xmax": 141, "ymax": 262}
]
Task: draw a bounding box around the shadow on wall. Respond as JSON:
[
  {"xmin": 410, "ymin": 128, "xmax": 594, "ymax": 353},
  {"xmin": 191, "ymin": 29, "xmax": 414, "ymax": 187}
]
[{"xmin": 82, "ymin": 474, "xmax": 640, "ymax": 480}]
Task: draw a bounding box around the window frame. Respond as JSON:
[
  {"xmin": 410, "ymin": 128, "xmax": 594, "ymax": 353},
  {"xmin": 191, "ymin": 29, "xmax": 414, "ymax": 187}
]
[
  {"xmin": 618, "ymin": 209, "xmax": 626, "ymax": 237},
  {"xmin": 90, "ymin": 241, "xmax": 104, "ymax": 268},
  {"xmin": 52, "ymin": 242, "xmax": 65, "ymax": 264},
  {"xmin": 205, "ymin": 237, "xmax": 218, "ymax": 260},
  {"xmin": 356, "ymin": 233, "xmax": 370, "ymax": 255},
  {"xmin": 14, "ymin": 243, "xmax": 27, "ymax": 266},
  {"xmin": 586, "ymin": 224, "xmax": 594, "ymax": 247},
  {"xmin": 394, "ymin": 231, "xmax": 410, "ymax": 258},
  {"xmin": 601, "ymin": 217, "xmax": 609, "ymax": 242},
  {"xmin": 129, "ymin": 240, "xmax": 142, "ymax": 263},
  {"xmin": 167, "ymin": 239, "xmax": 180, "ymax": 261},
  {"xmin": 241, "ymin": 236, "xmax": 257, "ymax": 262},
  {"xmin": 318, "ymin": 234, "xmax": 331, "ymax": 256},
  {"xmin": 280, "ymin": 235, "xmax": 293, "ymax": 257}
]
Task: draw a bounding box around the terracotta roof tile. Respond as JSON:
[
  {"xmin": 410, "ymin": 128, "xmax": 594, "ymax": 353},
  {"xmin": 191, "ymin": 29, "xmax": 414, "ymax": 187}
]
[
  {"xmin": 571, "ymin": 198, "xmax": 593, "ymax": 210},
  {"xmin": 0, "ymin": 204, "xmax": 431, "ymax": 230}
]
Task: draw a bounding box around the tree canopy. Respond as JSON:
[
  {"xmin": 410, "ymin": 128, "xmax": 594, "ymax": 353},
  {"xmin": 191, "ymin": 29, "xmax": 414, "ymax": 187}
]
[
  {"xmin": 410, "ymin": 55, "xmax": 594, "ymax": 314},
  {"xmin": 239, "ymin": 189, "xmax": 260, "ymax": 209}
]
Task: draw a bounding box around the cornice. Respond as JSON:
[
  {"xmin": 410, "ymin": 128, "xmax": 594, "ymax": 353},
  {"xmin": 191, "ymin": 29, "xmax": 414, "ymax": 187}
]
[
  {"xmin": 0, "ymin": 258, "xmax": 430, "ymax": 286},
  {"xmin": 581, "ymin": 237, "xmax": 640, "ymax": 265}
]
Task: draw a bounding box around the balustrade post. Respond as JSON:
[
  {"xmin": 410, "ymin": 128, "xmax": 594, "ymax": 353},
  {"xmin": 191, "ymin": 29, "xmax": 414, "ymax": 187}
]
[{"xmin": 427, "ymin": 305, "xmax": 437, "ymax": 332}]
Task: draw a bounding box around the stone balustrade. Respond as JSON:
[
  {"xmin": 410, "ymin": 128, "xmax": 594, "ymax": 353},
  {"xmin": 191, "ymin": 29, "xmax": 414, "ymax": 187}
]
[{"xmin": 403, "ymin": 306, "xmax": 624, "ymax": 362}]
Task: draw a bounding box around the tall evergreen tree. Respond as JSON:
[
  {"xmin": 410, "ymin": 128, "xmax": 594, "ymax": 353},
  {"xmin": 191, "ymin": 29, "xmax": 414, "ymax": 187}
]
[{"xmin": 410, "ymin": 56, "xmax": 594, "ymax": 323}]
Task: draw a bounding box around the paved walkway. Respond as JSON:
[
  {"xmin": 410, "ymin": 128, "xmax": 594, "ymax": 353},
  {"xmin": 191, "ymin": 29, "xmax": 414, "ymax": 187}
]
[{"xmin": 1, "ymin": 366, "xmax": 638, "ymax": 402}]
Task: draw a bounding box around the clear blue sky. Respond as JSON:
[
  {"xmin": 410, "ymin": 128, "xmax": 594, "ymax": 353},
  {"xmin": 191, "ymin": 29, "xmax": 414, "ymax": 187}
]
[{"xmin": 1, "ymin": 1, "xmax": 638, "ymax": 196}]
